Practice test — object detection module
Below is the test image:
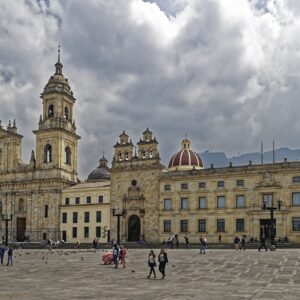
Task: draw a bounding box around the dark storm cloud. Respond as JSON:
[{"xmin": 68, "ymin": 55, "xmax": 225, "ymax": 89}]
[{"xmin": 1, "ymin": 0, "xmax": 300, "ymax": 178}]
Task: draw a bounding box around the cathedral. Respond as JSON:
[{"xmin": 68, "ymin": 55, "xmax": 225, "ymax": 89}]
[{"xmin": 0, "ymin": 51, "xmax": 80, "ymax": 242}]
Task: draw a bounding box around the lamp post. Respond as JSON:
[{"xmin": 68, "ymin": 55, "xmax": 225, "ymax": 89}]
[
  {"xmin": 262, "ymin": 199, "xmax": 282, "ymax": 249},
  {"xmin": 112, "ymin": 208, "xmax": 126, "ymax": 245},
  {"xmin": 1, "ymin": 214, "xmax": 13, "ymax": 246}
]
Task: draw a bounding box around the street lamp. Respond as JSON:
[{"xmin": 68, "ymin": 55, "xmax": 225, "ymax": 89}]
[
  {"xmin": 262, "ymin": 199, "xmax": 282, "ymax": 250},
  {"xmin": 112, "ymin": 208, "xmax": 126, "ymax": 245},
  {"xmin": 1, "ymin": 213, "xmax": 13, "ymax": 246}
]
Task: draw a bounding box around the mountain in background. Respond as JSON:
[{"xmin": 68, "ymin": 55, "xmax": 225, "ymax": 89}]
[{"xmin": 200, "ymin": 147, "xmax": 300, "ymax": 168}]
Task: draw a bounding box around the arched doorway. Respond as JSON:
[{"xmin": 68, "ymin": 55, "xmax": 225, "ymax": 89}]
[{"xmin": 128, "ymin": 215, "xmax": 141, "ymax": 241}]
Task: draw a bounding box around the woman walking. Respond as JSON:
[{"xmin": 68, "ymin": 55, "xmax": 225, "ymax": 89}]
[
  {"xmin": 158, "ymin": 249, "xmax": 168, "ymax": 279},
  {"xmin": 147, "ymin": 250, "xmax": 156, "ymax": 279},
  {"xmin": 119, "ymin": 246, "xmax": 127, "ymax": 268}
]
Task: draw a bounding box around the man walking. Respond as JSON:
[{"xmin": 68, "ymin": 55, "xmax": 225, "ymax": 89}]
[
  {"xmin": 158, "ymin": 249, "xmax": 168, "ymax": 279},
  {"xmin": 240, "ymin": 234, "xmax": 246, "ymax": 251},
  {"xmin": 6, "ymin": 247, "xmax": 13, "ymax": 266},
  {"xmin": 184, "ymin": 233, "xmax": 190, "ymax": 250},
  {"xmin": 258, "ymin": 235, "xmax": 268, "ymax": 251},
  {"xmin": 199, "ymin": 236, "xmax": 207, "ymax": 254},
  {"xmin": 0, "ymin": 244, "xmax": 5, "ymax": 265}
]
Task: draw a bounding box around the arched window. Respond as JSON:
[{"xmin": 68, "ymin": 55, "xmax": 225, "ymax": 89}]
[
  {"xmin": 142, "ymin": 150, "xmax": 146, "ymax": 159},
  {"xmin": 65, "ymin": 147, "xmax": 71, "ymax": 165},
  {"xmin": 18, "ymin": 199, "xmax": 25, "ymax": 212},
  {"xmin": 125, "ymin": 152, "xmax": 129, "ymax": 161},
  {"xmin": 149, "ymin": 149, "xmax": 153, "ymax": 158},
  {"xmin": 48, "ymin": 105, "xmax": 54, "ymax": 118},
  {"xmin": 118, "ymin": 152, "xmax": 122, "ymax": 161},
  {"xmin": 64, "ymin": 107, "xmax": 69, "ymax": 120},
  {"xmin": 44, "ymin": 144, "xmax": 52, "ymax": 163}
]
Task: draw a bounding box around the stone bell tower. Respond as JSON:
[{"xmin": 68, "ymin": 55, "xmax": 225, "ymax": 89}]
[
  {"xmin": 33, "ymin": 46, "xmax": 81, "ymax": 182},
  {"xmin": 111, "ymin": 129, "xmax": 164, "ymax": 243}
]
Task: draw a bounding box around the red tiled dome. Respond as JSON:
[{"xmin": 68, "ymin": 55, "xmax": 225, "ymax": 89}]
[{"xmin": 168, "ymin": 138, "xmax": 203, "ymax": 171}]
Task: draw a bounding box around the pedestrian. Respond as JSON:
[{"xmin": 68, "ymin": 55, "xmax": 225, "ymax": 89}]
[
  {"xmin": 0, "ymin": 244, "xmax": 5, "ymax": 265},
  {"xmin": 258, "ymin": 236, "xmax": 268, "ymax": 251},
  {"xmin": 234, "ymin": 236, "xmax": 240, "ymax": 250},
  {"xmin": 75, "ymin": 239, "xmax": 80, "ymax": 249},
  {"xmin": 184, "ymin": 233, "xmax": 190, "ymax": 250},
  {"xmin": 112, "ymin": 243, "xmax": 120, "ymax": 269},
  {"xmin": 174, "ymin": 234, "xmax": 179, "ymax": 249},
  {"xmin": 92, "ymin": 238, "xmax": 97, "ymax": 249},
  {"xmin": 7, "ymin": 247, "xmax": 13, "ymax": 266},
  {"xmin": 158, "ymin": 249, "xmax": 168, "ymax": 279},
  {"xmin": 119, "ymin": 245, "xmax": 127, "ymax": 268},
  {"xmin": 147, "ymin": 250, "xmax": 156, "ymax": 279},
  {"xmin": 218, "ymin": 234, "xmax": 222, "ymax": 242},
  {"xmin": 240, "ymin": 235, "xmax": 246, "ymax": 251},
  {"xmin": 199, "ymin": 235, "xmax": 207, "ymax": 254}
]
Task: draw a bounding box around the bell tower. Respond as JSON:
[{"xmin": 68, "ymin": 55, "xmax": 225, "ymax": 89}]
[{"xmin": 33, "ymin": 47, "xmax": 80, "ymax": 181}]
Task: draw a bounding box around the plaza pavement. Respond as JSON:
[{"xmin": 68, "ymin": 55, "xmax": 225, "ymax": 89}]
[{"xmin": 1, "ymin": 248, "xmax": 300, "ymax": 300}]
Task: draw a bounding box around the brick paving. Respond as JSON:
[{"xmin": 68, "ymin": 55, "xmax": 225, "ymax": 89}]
[{"xmin": 1, "ymin": 248, "xmax": 300, "ymax": 299}]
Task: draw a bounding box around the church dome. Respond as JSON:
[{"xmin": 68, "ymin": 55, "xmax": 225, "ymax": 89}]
[
  {"xmin": 168, "ymin": 138, "xmax": 203, "ymax": 171},
  {"xmin": 87, "ymin": 156, "xmax": 111, "ymax": 181}
]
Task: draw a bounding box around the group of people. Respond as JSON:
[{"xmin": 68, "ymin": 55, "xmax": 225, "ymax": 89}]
[
  {"xmin": 234, "ymin": 235, "xmax": 247, "ymax": 251},
  {"xmin": 163, "ymin": 233, "xmax": 179, "ymax": 248},
  {"xmin": 0, "ymin": 244, "xmax": 13, "ymax": 266},
  {"xmin": 112, "ymin": 243, "xmax": 127, "ymax": 269},
  {"xmin": 147, "ymin": 249, "xmax": 168, "ymax": 279}
]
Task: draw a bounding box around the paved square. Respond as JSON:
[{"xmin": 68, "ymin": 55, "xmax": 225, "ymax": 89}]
[{"xmin": 1, "ymin": 248, "xmax": 300, "ymax": 299}]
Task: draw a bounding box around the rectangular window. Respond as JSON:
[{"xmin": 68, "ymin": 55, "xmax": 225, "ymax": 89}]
[
  {"xmin": 199, "ymin": 182, "xmax": 206, "ymax": 189},
  {"xmin": 263, "ymin": 194, "xmax": 273, "ymax": 207},
  {"xmin": 181, "ymin": 183, "xmax": 188, "ymax": 190},
  {"xmin": 198, "ymin": 219, "xmax": 206, "ymax": 232},
  {"xmin": 98, "ymin": 195, "xmax": 104, "ymax": 203},
  {"xmin": 236, "ymin": 195, "xmax": 245, "ymax": 208},
  {"xmin": 164, "ymin": 184, "xmax": 171, "ymax": 191},
  {"xmin": 180, "ymin": 220, "xmax": 188, "ymax": 232},
  {"xmin": 292, "ymin": 218, "xmax": 300, "ymax": 231},
  {"xmin": 73, "ymin": 212, "xmax": 78, "ymax": 224},
  {"xmin": 217, "ymin": 219, "xmax": 225, "ymax": 232},
  {"xmin": 84, "ymin": 212, "xmax": 90, "ymax": 223},
  {"xmin": 217, "ymin": 196, "xmax": 225, "ymax": 208},
  {"xmin": 86, "ymin": 196, "xmax": 91, "ymax": 204},
  {"xmin": 44, "ymin": 205, "xmax": 48, "ymax": 218},
  {"xmin": 96, "ymin": 226, "xmax": 101, "ymax": 238},
  {"xmin": 164, "ymin": 199, "xmax": 172, "ymax": 210},
  {"xmin": 236, "ymin": 219, "xmax": 245, "ymax": 232},
  {"xmin": 62, "ymin": 212, "xmax": 67, "ymax": 224},
  {"xmin": 65, "ymin": 197, "xmax": 69, "ymax": 205},
  {"xmin": 292, "ymin": 193, "xmax": 300, "ymax": 206},
  {"xmin": 293, "ymin": 176, "xmax": 300, "ymax": 183},
  {"xmin": 72, "ymin": 227, "xmax": 77, "ymax": 238},
  {"xmin": 181, "ymin": 198, "xmax": 189, "ymax": 210},
  {"xmin": 237, "ymin": 180, "xmax": 244, "ymax": 187},
  {"xmin": 164, "ymin": 220, "xmax": 171, "ymax": 233},
  {"xmin": 75, "ymin": 197, "xmax": 80, "ymax": 204},
  {"xmin": 217, "ymin": 181, "xmax": 224, "ymax": 188},
  {"xmin": 84, "ymin": 227, "xmax": 89, "ymax": 238},
  {"xmin": 96, "ymin": 211, "xmax": 102, "ymax": 222},
  {"xmin": 199, "ymin": 197, "xmax": 207, "ymax": 209}
]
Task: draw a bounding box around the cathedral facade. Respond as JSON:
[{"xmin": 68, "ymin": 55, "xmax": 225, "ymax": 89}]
[{"xmin": 0, "ymin": 53, "xmax": 80, "ymax": 241}]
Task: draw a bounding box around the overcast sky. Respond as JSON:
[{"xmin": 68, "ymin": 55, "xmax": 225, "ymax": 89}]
[{"xmin": 1, "ymin": 0, "xmax": 300, "ymax": 178}]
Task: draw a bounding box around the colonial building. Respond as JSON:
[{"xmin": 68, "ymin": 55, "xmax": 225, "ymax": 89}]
[
  {"xmin": 60, "ymin": 156, "xmax": 111, "ymax": 243},
  {"xmin": 110, "ymin": 129, "xmax": 163, "ymax": 243},
  {"xmin": 0, "ymin": 51, "xmax": 80, "ymax": 241},
  {"xmin": 110, "ymin": 133, "xmax": 300, "ymax": 243}
]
